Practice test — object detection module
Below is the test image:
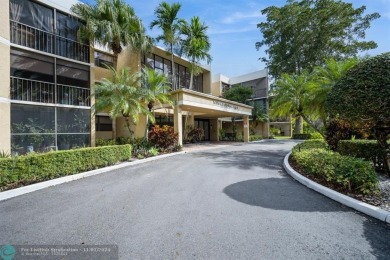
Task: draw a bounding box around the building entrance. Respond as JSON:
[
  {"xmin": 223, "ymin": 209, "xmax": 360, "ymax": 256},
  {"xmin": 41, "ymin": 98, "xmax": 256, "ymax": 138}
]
[{"xmin": 195, "ymin": 119, "xmax": 210, "ymax": 141}]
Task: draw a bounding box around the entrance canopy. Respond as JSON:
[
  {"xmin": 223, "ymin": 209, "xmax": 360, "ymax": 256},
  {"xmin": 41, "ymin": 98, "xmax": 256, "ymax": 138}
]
[
  {"xmin": 170, "ymin": 89, "xmax": 252, "ymax": 118},
  {"xmin": 155, "ymin": 89, "xmax": 252, "ymax": 145}
]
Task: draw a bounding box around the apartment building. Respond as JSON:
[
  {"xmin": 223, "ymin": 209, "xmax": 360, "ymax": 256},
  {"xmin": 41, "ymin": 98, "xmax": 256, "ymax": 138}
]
[{"xmin": 0, "ymin": 0, "xmax": 258, "ymax": 153}]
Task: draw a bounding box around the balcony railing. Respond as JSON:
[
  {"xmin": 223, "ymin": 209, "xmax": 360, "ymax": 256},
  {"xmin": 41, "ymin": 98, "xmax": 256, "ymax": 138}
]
[
  {"xmin": 10, "ymin": 20, "xmax": 90, "ymax": 63},
  {"xmin": 10, "ymin": 77, "xmax": 90, "ymax": 107}
]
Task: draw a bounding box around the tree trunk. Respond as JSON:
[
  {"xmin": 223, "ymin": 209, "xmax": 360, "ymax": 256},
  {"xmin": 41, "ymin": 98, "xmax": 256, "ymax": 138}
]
[
  {"xmin": 300, "ymin": 113, "xmax": 326, "ymax": 138},
  {"xmin": 144, "ymin": 114, "xmax": 149, "ymax": 141},
  {"xmin": 171, "ymin": 44, "xmax": 176, "ymax": 90},
  {"xmin": 294, "ymin": 116, "xmax": 303, "ymax": 134},
  {"xmin": 189, "ymin": 70, "xmax": 194, "ymax": 90},
  {"xmin": 112, "ymin": 118, "xmax": 117, "ymax": 140},
  {"xmin": 374, "ymin": 128, "xmax": 390, "ymax": 175},
  {"xmin": 124, "ymin": 117, "xmax": 133, "ymax": 139}
]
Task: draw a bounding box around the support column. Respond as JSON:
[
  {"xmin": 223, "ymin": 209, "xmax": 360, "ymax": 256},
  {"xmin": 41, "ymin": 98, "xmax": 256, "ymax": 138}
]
[
  {"xmin": 174, "ymin": 106, "xmax": 183, "ymax": 146},
  {"xmin": 243, "ymin": 115, "xmax": 250, "ymax": 142},
  {"xmin": 210, "ymin": 118, "xmax": 219, "ymax": 141}
]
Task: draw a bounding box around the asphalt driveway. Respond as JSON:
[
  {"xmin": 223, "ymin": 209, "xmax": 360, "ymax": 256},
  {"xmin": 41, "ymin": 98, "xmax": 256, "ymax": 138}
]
[{"xmin": 1, "ymin": 140, "xmax": 389, "ymax": 259}]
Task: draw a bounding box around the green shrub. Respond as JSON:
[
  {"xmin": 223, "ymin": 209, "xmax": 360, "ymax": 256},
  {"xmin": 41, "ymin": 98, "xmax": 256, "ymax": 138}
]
[
  {"xmin": 96, "ymin": 138, "xmax": 117, "ymax": 146},
  {"xmin": 292, "ymin": 139, "xmax": 327, "ymax": 152},
  {"xmin": 149, "ymin": 125, "xmax": 178, "ymax": 150},
  {"xmin": 250, "ymin": 135, "xmax": 263, "ymax": 141},
  {"xmin": 337, "ymin": 140, "xmax": 388, "ymax": 171},
  {"xmin": 292, "ymin": 146, "xmax": 379, "ymax": 194},
  {"xmin": 309, "ymin": 132, "xmax": 324, "ymax": 140},
  {"xmin": 0, "ymin": 145, "xmax": 132, "ymax": 191},
  {"xmin": 148, "ymin": 147, "xmax": 159, "ymax": 157},
  {"xmin": 292, "ymin": 133, "xmax": 311, "ymax": 139},
  {"xmin": 270, "ymin": 127, "xmax": 281, "ymax": 136}
]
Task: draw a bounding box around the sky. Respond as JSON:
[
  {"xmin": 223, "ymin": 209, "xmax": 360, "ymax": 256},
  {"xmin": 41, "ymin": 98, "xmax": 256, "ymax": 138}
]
[{"xmin": 79, "ymin": 0, "xmax": 390, "ymax": 77}]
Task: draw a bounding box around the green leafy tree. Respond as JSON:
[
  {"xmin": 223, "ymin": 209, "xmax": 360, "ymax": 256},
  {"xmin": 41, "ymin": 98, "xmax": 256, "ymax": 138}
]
[
  {"xmin": 71, "ymin": 0, "xmax": 152, "ymax": 58},
  {"xmin": 256, "ymin": 0, "xmax": 380, "ymax": 78},
  {"xmin": 222, "ymin": 85, "xmax": 253, "ymax": 104},
  {"xmin": 93, "ymin": 66, "xmax": 151, "ymax": 137},
  {"xmin": 251, "ymin": 103, "xmax": 268, "ymax": 128},
  {"xmin": 180, "ymin": 16, "xmax": 212, "ymax": 90},
  {"xmin": 222, "ymin": 85, "xmax": 254, "ymax": 136},
  {"xmin": 311, "ymin": 58, "xmax": 358, "ymax": 124},
  {"xmin": 141, "ymin": 67, "xmax": 174, "ymax": 139},
  {"xmin": 150, "ymin": 2, "xmax": 184, "ymax": 89},
  {"xmin": 271, "ymin": 71, "xmax": 322, "ymax": 135},
  {"xmin": 326, "ymin": 52, "xmax": 390, "ymax": 174}
]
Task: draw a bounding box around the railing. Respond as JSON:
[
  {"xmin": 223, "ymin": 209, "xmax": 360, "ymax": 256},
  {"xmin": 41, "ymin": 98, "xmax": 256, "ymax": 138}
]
[
  {"xmin": 11, "ymin": 77, "xmax": 55, "ymax": 104},
  {"xmin": 57, "ymin": 83, "xmax": 90, "ymax": 106},
  {"xmin": 10, "ymin": 77, "xmax": 90, "ymax": 107},
  {"xmin": 10, "ymin": 20, "xmax": 90, "ymax": 63}
]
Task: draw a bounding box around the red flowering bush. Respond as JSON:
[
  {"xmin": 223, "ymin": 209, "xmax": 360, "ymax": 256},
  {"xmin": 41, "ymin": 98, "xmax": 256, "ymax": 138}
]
[{"xmin": 148, "ymin": 125, "xmax": 178, "ymax": 150}]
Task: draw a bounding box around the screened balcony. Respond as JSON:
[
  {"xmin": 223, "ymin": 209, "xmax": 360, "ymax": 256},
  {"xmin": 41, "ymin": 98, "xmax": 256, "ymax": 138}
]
[{"xmin": 11, "ymin": 77, "xmax": 90, "ymax": 107}]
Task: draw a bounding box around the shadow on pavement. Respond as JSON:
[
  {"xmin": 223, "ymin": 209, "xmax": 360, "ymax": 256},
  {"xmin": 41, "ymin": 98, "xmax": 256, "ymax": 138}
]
[
  {"xmin": 223, "ymin": 178, "xmax": 349, "ymax": 212},
  {"xmin": 194, "ymin": 150, "xmax": 287, "ymax": 171},
  {"xmin": 363, "ymin": 219, "xmax": 390, "ymax": 259}
]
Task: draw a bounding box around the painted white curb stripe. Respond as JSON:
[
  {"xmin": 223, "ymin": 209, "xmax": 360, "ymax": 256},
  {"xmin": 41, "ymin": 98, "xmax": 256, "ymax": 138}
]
[
  {"xmin": 0, "ymin": 151, "xmax": 186, "ymax": 202},
  {"xmin": 283, "ymin": 152, "xmax": 390, "ymax": 224}
]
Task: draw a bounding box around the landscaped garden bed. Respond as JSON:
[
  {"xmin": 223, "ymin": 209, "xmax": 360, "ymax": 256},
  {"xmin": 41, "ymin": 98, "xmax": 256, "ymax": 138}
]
[
  {"xmin": 0, "ymin": 145, "xmax": 132, "ymax": 192},
  {"xmin": 289, "ymin": 140, "xmax": 390, "ymax": 212}
]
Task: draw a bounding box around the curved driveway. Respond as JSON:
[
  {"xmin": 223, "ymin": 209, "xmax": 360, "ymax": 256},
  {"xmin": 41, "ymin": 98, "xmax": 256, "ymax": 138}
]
[{"xmin": 1, "ymin": 140, "xmax": 389, "ymax": 259}]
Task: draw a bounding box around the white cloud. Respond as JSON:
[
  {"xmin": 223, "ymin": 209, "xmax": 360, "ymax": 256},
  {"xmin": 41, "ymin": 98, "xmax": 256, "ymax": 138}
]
[
  {"xmin": 208, "ymin": 25, "xmax": 257, "ymax": 35},
  {"xmin": 220, "ymin": 11, "xmax": 263, "ymax": 24}
]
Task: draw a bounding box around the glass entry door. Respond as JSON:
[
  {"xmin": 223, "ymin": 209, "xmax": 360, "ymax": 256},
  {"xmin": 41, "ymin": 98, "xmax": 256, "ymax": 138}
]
[{"xmin": 195, "ymin": 119, "xmax": 210, "ymax": 141}]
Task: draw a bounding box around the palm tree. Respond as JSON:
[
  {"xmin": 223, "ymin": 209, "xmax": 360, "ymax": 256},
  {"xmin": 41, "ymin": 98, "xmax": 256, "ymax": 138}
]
[
  {"xmin": 140, "ymin": 68, "xmax": 174, "ymax": 139},
  {"xmin": 311, "ymin": 58, "xmax": 357, "ymax": 124},
  {"xmin": 180, "ymin": 16, "xmax": 212, "ymax": 90},
  {"xmin": 271, "ymin": 71, "xmax": 322, "ymax": 136},
  {"xmin": 93, "ymin": 66, "xmax": 152, "ymax": 137},
  {"xmin": 150, "ymin": 2, "xmax": 183, "ymax": 89},
  {"xmin": 71, "ymin": 0, "xmax": 152, "ymax": 59}
]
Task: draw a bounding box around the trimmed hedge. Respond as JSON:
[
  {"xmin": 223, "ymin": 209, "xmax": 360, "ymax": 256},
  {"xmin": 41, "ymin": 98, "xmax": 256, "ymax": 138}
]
[
  {"xmin": 0, "ymin": 145, "xmax": 131, "ymax": 191},
  {"xmin": 292, "ymin": 141, "xmax": 378, "ymax": 194},
  {"xmin": 337, "ymin": 140, "xmax": 388, "ymax": 171},
  {"xmin": 292, "ymin": 133, "xmax": 324, "ymax": 140},
  {"xmin": 292, "ymin": 139, "xmax": 327, "ymax": 151},
  {"xmin": 250, "ymin": 135, "xmax": 263, "ymax": 141}
]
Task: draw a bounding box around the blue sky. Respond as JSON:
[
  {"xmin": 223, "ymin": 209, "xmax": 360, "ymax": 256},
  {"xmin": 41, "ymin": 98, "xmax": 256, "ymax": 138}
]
[{"xmin": 80, "ymin": 0, "xmax": 390, "ymax": 77}]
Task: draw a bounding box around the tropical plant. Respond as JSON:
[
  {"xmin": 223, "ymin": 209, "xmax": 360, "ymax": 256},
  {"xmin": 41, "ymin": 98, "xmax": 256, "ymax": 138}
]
[
  {"xmin": 180, "ymin": 16, "xmax": 212, "ymax": 90},
  {"xmin": 93, "ymin": 66, "xmax": 152, "ymax": 137},
  {"xmin": 150, "ymin": 2, "xmax": 184, "ymax": 89},
  {"xmin": 326, "ymin": 52, "xmax": 390, "ymax": 174},
  {"xmin": 256, "ymin": 0, "xmax": 380, "ymax": 78},
  {"xmin": 148, "ymin": 125, "xmax": 178, "ymax": 150},
  {"xmin": 310, "ymin": 58, "xmax": 358, "ymax": 124},
  {"xmin": 251, "ymin": 103, "xmax": 268, "ymax": 128},
  {"xmin": 140, "ymin": 67, "xmax": 174, "ymax": 139},
  {"xmin": 271, "ymin": 71, "xmax": 322, "ymax": 136},
  {"xmin": 71, "ymin": 0, "xmax": 152, "ymax": 58}
]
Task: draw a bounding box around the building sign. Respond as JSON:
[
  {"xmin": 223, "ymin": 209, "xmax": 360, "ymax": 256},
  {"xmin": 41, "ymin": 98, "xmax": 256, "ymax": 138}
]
[{"xmin": 212, "ymin": 101, "xmax": 239, "ymax": 110}]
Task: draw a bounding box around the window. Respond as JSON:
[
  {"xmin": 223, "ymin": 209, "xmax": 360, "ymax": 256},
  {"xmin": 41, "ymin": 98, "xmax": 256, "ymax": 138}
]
[
  {"xmin": 94, "ymin": 51, "xmax": 115, "ymax": 68},
  {"xmin": 96, "ymin": 116, "xmax": 113, "ymax": 131},
  {"xmin": 10, "ymin": 0, "xmax": 54, "ymax": 32},
  {"xmin": 11, "ymin": 49, "xmax": 54, "ymax": 82}
]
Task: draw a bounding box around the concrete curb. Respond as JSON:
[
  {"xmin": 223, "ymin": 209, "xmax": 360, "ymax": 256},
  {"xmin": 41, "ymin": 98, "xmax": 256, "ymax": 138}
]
[
  {"xmin": 283, "ymin": 152, "xmax": 390, "ymax": 224},
  {"xmin": 0, "ymin": 151, "xmax": 186, "ymax": 202}
]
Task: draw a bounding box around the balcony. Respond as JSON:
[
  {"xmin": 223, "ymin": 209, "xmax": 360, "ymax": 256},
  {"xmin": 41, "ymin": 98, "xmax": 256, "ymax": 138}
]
[
  {"xmin": 10, "ymin": 20, "xmax": 90, "ymax": 63},
  {"xmin": 11, "ymin": 77, "xmax": 90, "ymax": 107}
]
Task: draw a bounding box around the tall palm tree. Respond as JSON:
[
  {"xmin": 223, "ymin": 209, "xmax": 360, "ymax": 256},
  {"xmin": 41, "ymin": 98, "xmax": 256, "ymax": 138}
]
[
  {"xmin": 140, "ymin": 68, "xmax": 174, "ymax": 139},
  {"xmin": 150, "ymin": 2, "xmax": 183, "ymax": 89},
  {"xmin": 311, "ymin": 58, "xmax": 357, "ymax": 124},
  {"xmin": 180, "ymin": 16, "xmax": 212, "ymax": 90},
  {"xmin": 71, "ymin": 0, "xmax": 152, "ymax": 59},
  {"xmin": 93, "ymin": 66, "xmax": 152, "ymax": 137},
  {"xmin": 271, "ymin": 71, "xmax": 322, "ymax": 136}
]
